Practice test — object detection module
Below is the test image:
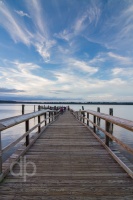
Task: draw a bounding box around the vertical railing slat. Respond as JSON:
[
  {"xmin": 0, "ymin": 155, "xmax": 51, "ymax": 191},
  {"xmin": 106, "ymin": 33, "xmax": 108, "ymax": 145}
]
[
  {"xmin": 93, "ymin": 115, "xmax": 96, "ymax": 133},
  {"xmin": 45, "ymin": 113, "xmax": 47, "ymax": 126},
  {"xmin": 97, "ymin": 107, "xmax": 100, "ymax": 127},
  {"xmin": 38, "ymin": 115, "xmax": 41, "ymax": 133},
  {"xmin": 49, "ymin": 112, "xmax": 50, "ymax": 123},
  {"xmin": 105, "ymin": 121, "xmax": 110, "ymax": 146},
  {"xmin": 25, "ymin": 120, "xmax": 29, "ymax": 146},
  {"xmin": 22, "ymin": 104, "xmax": 25, "ymax": 115},
  {"xmin": 87, "ymin": 113, "xmax": 89, "ymax": 126}
]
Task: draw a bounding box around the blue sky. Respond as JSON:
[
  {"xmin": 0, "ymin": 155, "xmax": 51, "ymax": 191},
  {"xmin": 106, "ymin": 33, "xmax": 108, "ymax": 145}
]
[{"xmin": 0, "ymin": 0, "xmax": 133, "ymax": 101}]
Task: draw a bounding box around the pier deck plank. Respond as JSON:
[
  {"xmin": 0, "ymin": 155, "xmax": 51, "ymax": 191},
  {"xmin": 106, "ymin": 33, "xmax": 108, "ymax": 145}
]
[{"xmin": 0, "ymin": 111, "xmax": 133, "ymax": 199}]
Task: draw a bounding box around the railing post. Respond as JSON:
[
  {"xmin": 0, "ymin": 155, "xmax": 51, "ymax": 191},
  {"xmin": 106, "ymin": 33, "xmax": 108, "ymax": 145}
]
[
  {"xmin": 0, "ymin": 131, "xmax": 2, "ymax": 174},
  {"xmin": 38, "ymin": 115, "xmax": 41, "ymax": 133},
  {"xmin": 97, "ymin": 107, "xmax": 100, "ymax": 127},
  {"xmin": 93, "ymin": 115, "xmax": 96, "ymax": 133},
  {"xmin": 87, "ymin": 112, "xmax": 89, "ymax": 126},
  {"xmin": 105, "ymin": 121, "xmax": 110, "ymax": 146},
  {"xmin": 25, "ymin": 120, "xmax": 29, "ymax": 146},
  {"xmin": 34, "ymin": 105, "xmax": 35, "ymax": 112},
  {"xmin": 82, "ymin": 106, "xmax": 84, "ymax": 123},
  {"xmin": 38, "ymin": 105, "xmax": 41, "ymax": 111},
  {"xmin": 109, "ymin": 108, "xmax": 113, "ymax": 139},
  {"xmin": 109, "ymin": 108, "xmax": 113, "ymax": 116},
  {"xmin": 49, "ymin": 112, "xmax": 50, "ymax": 123},
  {"xmin": 22, "ymin": 104, "xmax": 25, "ymax": 115},
  {"xmin": 83, "ymin": 111, "xmax": 85, "ymax": 123},
  {"xmin": 44, "ymin": 112, "xmax": 47, "ymax": 126}
]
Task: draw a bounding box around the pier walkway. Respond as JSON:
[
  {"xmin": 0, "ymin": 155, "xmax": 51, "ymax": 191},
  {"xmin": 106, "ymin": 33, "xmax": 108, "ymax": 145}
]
[{"xmin": 0, "ymin": 111, "xmax": 133, "ymax": 199}]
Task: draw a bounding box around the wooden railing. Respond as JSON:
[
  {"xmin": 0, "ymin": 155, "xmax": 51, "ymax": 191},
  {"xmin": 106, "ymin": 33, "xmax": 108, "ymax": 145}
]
[
  {"xmin": 0, "ymin": 109, "xmax": 60, "ymax": 181},
  {"xmin": 71, "ymin": 109, "xmax": 133, "ymax": 178}
]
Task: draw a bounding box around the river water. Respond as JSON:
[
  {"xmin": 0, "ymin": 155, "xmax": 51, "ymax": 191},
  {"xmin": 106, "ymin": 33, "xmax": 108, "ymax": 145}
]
[{"xmin": 0, "ymin": 104, "xmax": 133, "ymax": 163}]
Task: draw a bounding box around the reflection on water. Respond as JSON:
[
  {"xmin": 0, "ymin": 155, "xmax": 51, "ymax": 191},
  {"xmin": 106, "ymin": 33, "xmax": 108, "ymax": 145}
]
[{"xmin": 0, "ymin": 104, "xmax": 133, "ymax": 163}]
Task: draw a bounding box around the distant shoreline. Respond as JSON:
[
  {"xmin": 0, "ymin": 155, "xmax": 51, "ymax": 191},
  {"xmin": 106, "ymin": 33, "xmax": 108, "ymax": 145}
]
[{"xmin": 0, "ymin": 100, "xmax": 133, "ymax": 105}]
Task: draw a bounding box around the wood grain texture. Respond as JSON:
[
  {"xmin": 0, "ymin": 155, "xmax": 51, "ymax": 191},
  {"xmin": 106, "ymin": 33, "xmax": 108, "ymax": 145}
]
[{"xmin": 0, "ymin": 111, "xmax": 133, "ymax": 199}]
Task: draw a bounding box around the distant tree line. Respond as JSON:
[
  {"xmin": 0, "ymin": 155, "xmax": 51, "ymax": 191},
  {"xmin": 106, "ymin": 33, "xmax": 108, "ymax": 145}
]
[{"xmin": 0, "ymin": 100, "xmax": 133, "ymax": 105}]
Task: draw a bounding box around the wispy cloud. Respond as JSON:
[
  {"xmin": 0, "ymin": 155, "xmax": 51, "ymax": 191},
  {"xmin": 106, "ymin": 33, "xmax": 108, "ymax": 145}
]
[
  {"xmin": 25, "ymin": 0, "xmax": 57, "ymax": 62},
  {"xmin": 55, "ymin": 1, "xmax": 101, "ymax": 43},
  {"xmin": 0, "ymin": 60, "xmax": 54, "ymax": 96},
  {"xmin": 35, "ymin": 39, "xmax": 56, "ymax": 62},
  {"xmin": 0, "ymin": 2, "xmax": 32, "ymax": 45},
  {"xmin": 0, "ymin": 58, "xmax": 132, "ymax": 101},
  {"xmin": 88, "ymin": 51, "xmax": 133, "ymax": 69},
  {"xmin": 54, "ymin": 29, "xmax": 72, "ymax": 41},
  {"xmin": 0, "ymin": 88, "xmax": 25, "ymax": 93},
  {"xmin": 25, "ymin": 0, "xmax": 47, "ymax": 36},
  {"xmin": 0, "ymin": 1, "xmax": 56, "ymax": 62},
  {"xmin": 49, "ymin": 90, "xmax": 72, "ymax": 94},
  {"xmin": 112, "ymin": 67, "xmax": 133, "ymax": 77},
  {"xmin": 108, "ymin": 52, "xmax": 132, "ymax": 64},
  {"xmin": 74, "ymin": 2, "xmax": 101, "ymax": 34},
  {"xmin": 74, "ymin": 13, "xmax": 88, "ymax": 34},
  {"xmin": 69, "ymin": 59, "xmax": 98, "ymax": 74},
  {"xmin": 15, "ymin": 10, "xmax": 30, "ymax": 18}
]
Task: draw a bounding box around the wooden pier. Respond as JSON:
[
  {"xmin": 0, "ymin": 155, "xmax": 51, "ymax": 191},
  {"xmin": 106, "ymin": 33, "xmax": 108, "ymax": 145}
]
[{"xmin": 0, "ymin": 110, "xmax": 133, "ymax": 199}]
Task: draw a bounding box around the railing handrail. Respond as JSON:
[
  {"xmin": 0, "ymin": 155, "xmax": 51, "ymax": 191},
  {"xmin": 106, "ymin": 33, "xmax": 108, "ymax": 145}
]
[
  {"xmin": 2, "ymin": 116, "xmax": 50, "ymax": 154},
  {"xmin": 78, "ymin": 109, "xmax": 133, "ymax": 132},
  {"xmin": 0, "ymin": 108, "xmax": 60, "ymax": 180},
  {"xmin": 71, "ymin": 108, "xmax": 133, "ymax": 154},
  {"xmin": 0, "ymin": 109, "xmax": 59, "ymax": 131},
  {"xmin": 71, "ymin": 108, "xmax": 133, "ymax": 179}
]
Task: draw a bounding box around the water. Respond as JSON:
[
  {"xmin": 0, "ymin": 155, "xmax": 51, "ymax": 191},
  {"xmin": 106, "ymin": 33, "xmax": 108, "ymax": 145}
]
[{"xmin": 0, "ymin": 104, "xmax": 133, "ymax": 163}]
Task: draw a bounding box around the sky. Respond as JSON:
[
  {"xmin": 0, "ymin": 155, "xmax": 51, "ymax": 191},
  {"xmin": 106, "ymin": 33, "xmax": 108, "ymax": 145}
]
[{"xmin": 0, "ymin": 0, "xmax": 133, "ymax": 102}]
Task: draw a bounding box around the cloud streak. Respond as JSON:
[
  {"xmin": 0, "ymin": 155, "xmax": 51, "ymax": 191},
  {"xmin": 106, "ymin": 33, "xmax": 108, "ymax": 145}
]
[
  {"xmin": 15, "ymin": 10, "xmax": 31, "ymax": 18},
  {"xmin": 0, "ymin": 1, "xmax": 56, "ymax": 62},
  {"xmin": 0, "ymin": 2, "xmax": 32, "ymax": 45},
  {"xmin": 0, "ymin": 88, "xmax": 25, "ymax": 93}
]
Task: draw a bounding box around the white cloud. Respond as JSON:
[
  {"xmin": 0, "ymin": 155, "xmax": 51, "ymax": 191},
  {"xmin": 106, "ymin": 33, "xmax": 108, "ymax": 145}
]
[
  {"xmin": 0, "ymin": 58, "xmax": 133, "ymax": 101},
  {"xmin": 0, "ymin": 1, "xmax": 56, "ymax": 62},
  {"xmin": 88, "ymin": 51, "xmax": 133, "ymax": 69},
  {"xmin": 89, "ymin": 52, "xmax": 106, "ymax": 65},
  {"xmin": 25, "ymin": 0, "xmax": 57, "ymax": 62},
  {"xmin": 15, "ymin": 10, "xmax": 30, "ymax": 18},
  {"xmin": 69, "ymin": 59, "xmax": 98, "ymax": 74},
  {"xmin": 108, "ymin": 52, "xmax": 132, "ymax": 64},
  {"xmin": 74, "ymin": 13, "xmax": 88, "ymax": 33},
  {"xmin": 0, "ymin": 61, "xmax": 54, "ymax": 96},
  {"xmin": 112, "ymin": 67, "xmax": 133, "ymax": 77},
  {"xmin": 25, "ymin": 0, "xmax": 47, "ymax": 36},
  {"xmin": 55, "ymin": 2, "xmax": 101, "ymax": 42},
  {"xmin": 35, "ymin": 40, "xmax": 56, "ymax": 62},
  {"xmin": 112, "ymin": 68, "xmax": 123, "ymax": 75},
  {"xmin": 74, "ymin": 3, "xmax": 101, "ymax": 34},
  {"xmin": 54, "ymin": 29, "xmax": 72, "ymax": 41},
  {"xmin": 0, "ymin": 2, "xmax": 32, "ymax": 45}
]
